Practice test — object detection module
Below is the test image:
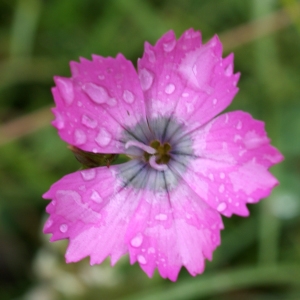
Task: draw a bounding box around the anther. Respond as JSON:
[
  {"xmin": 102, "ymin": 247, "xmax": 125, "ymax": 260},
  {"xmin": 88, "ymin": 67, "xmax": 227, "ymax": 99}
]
[
  {"xmin": 149, "ymin": 156, "xmax": 168, "ymax": 171},
  {"xmin": 125, "ymin": 140, "xmax": 156, "ymax": 154}
]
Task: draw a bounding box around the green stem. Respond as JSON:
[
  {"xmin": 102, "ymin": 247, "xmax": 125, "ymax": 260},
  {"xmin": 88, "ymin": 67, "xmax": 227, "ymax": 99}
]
[
  {"xmin": 10, "ymin": 0, "xmax": 42, "ymax": 58},
  {"xmin": 252, "ymin": 0, "xmax": 282, "ymax": 265}
]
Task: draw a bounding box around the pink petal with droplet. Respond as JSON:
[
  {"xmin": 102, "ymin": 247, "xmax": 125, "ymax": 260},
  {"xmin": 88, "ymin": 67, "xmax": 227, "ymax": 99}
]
[
  {"xmin": 43, "ymin": 165, "xmax": 142, "ymax": 265},
  {"xmin": 52, "ymin": 54, "xmax": 146, "ymax": 153},
  {"xmin": 125, "ymin": 180, "xmax": 222, "ymax": 281},
  {"xmin": 138, "ymin": 29, "xmax": 239, "ymax": 131},
  {"xmin": 172, "ymin": 111, "xmax": 283, "ymax": 217}
]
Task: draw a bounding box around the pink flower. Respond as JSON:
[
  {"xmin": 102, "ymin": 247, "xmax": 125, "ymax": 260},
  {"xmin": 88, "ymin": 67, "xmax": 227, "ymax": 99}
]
[{"xmin": 43, "ymin": 29, "xmax": 283, "ymax": 281}]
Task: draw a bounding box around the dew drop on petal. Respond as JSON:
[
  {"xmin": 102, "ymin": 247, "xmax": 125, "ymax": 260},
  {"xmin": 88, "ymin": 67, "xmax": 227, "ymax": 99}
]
[
  {"xmin": 182, "ymin": 92, "xmax": 189, "ymax": 97},
  {"xmin": 225, "ymin": 114, "xmax": 229, "ymax": 123},
  {"xmin": 148, "ymin": 247, "xmax": 156, "ymax": 254},
  {"xmin": 163, "ymin": 39, "xmax": 176, "ymax": 52},
  {"xmin": 56, "ymin": 77, "xmax": 74, "ymax": 105},
  {"xmin": 209, "ymin": 173, "xmax": 214, "ymax": 181},
  {"xmin": 192, "ymin": 64, "xmax": 198, "ymax": 76},
  {"xmin": 165, "ymin": 83, "xmax": 175, "ymax": 94},
  {"xmin": 74, "ymin": 129, "xmax": 87, "ymax": 145},
  {"xmin": 107, "ymin": 98, "xmax": 117, "ymax": 106},
  {"xmin": 95, "ymin": 127, "xmax": 112, "ymax": 147},
  {"xmin": 131, "ymin": 233, "xmax": 143, "ymax": 247},
  {"xmin": 81, "ymin": 169, "xmax": 96, "ymax": 181},
  {"xmin": 91, "ymin": 190, "xmax": 102, "ymax": 203},
  {"xmin": 155, "ymin": 214, "xmax": 168, "ymax": 221},
  {"xmin": 147, "ymin": 49, "xmax": 156, "ymax": 63},
  {"xmin": 60, "ymin": 224, "xmax": 68, "ymax": 233},
  {"xmin": 83, "ymin": 83, "xmax": 111, "ymax": 104},
  {"xmin": 217, "ymin": 202, "xmax": 227, "ymax": 212},
  {"xmin": 234, "ymin": 135, "xmax": 242, "ymax": 142},
  {"xmin": 81, "ymin": 114, "xmax": 98, "ymax": 129},
  {"xmin": 247, "ymin": 197, "xmax": 255, "ymax": 203},
  {"xmin": 123, "ymin": 90, "xmax": 135, "ymax": 103},
  {"xmin": 213, "ymin": 98, "xmax": 218, "ymax": 105},
  {"xmin": 137, "ymin": 254, "xmax": 147, "ymax": 265},
  {"xmin": 55, "ymin": 112, "xmax": 65, "ymax": 129},
  {"xmin": 237, "ymin": 121, "xmax": 242, "ymax": 130},
  {"xmin": 44, "ymin": 219, "xmax": 53, "ymax": 229},
  {"xmin": 219, "ymin": 184, "xmax": 225, "ymax": 193},
  {"xmin": 139, "ymin": 68, "xmax": 154, "ymax": 91},
  {"xmin": 225, "ymin": 64, "xmax": 233, "ymax": 76}
]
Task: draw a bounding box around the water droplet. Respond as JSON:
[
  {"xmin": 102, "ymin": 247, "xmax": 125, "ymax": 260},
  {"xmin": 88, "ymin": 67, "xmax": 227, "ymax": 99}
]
[
  {"xmin": 74, "ymin": 129, "xmax": 87, "ymax": 145},
  {"xmin": 83, "ymin": 83, "xmax": 113, "ymax": 105},
  {"xmin": 107, "ymin": 98, "xmax": 117, "ymax": 106},
  {"xmin": 208, "ymin": 37, "xmax": 217, "ymax": 47},
  {"xmin": 182, "ymin": 92, "xmax": 189, "ymax": 97},
  {"xmin": 234, "ymin": 135, "xmax": 242, "ymax": 142},
  {"xmin": 239, "ymin": 150, "xmax": 246, "ymax": 157},
  {"xmin": 217, "ymin": 202, "xmax": 227, "ymax": 212},
  {"xmin": 219, "ymin": 184, "xmax": 225, "ymax": 193},
  {"xmin": 165, "ymin": 83, "xmax": 175, "ymax": 94},
  {"xmin": 155, "ymin": 214, "xmax": 167, "ymax": 221},
  {"xmin": 247, "ymin": 197, "xmax": 255, "ymax": 203},
  {"xmin": 55, "ymin": 112, "xmax": 64, "ymax": 129},
  {"xmin": 139, "ymin": 69, "xmax": 154, "ymax": 91},
  {"xmin": 213, "ymin": 98, "xmax": 218, "ymax": 105},
  {"xmin": 148, "ymin": 247, "xmax": 156, "ymax": 254},
  {"xmin": 237, "ymin": 121, "xmax": 242, "ymax": 130},
  {"xmin": 225, "ymin": 114, "xmax": 229, "ymax": 123},
  {"xmin": 95, "ymin": 128, "xmax": 112, "ymax": 147},
  {"xmin": 137, "ymin": 254, "xmax": 147, "ymax": 265},
  {"xmin": 98, "ymin": 75, "xmax": 105, "ymax": 80},
  {"xmin": 56, "ymin": 77, "xmax": 74, "ymax": 105},
  {"xmin": 146, "ymin": 49, "xmax": 156, "ymax": 63},
  {"xmin": 220, "ymin": 172, "xmax": 225, "ymax": 179},
  {"xmin": 123, "ymin": 90, "xmax": 135, "ymax": 103},
  {"xmin": 225, "ymin": 64, "xmax": 233, "ymax": 76},
  {"xmin": 209, "ymin": 173, "xmax": 214, "ymax": 181},
  {"xmin": 81, "ymin": 114, "xmax": 98, "ymax": 129},
  {"xmin": 131, "ymin": 233, "xmax": 143, "ymax": 247},
  {"xmin": 163, "ymin": 39, "xmax": 176, "ymax": 52},
  {"xmin": 192, "ymin": 64, "xmax": 197, "ymax": 76},
  {"xmin": 81, "ymin": 169, "xmax": 96, "ymax": 181},
  {"xmin": 60, "ymin": 224, "xmax": 68, "ymax": 233},
  {"xmin": 91, "ymin": 190, "xmax": 102, "ymax": 203},
  {"xmin": 45, "ymin": 219, "xmax": 53, "ymax": 228}
]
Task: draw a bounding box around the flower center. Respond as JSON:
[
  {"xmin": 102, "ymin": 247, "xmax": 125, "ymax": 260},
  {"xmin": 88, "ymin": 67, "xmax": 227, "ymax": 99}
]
[
  {"xmin": 125, "ymin": 139, "xmax": 171, "ymax": 171},
  {"xmin": 144, "ymin": 140, "xmax": 171, "ymax": 165}
]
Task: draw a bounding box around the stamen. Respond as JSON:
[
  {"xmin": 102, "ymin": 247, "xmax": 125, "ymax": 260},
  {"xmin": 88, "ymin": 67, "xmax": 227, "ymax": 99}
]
[
  {"xmin": 149, "ymin": 156, "xmax": 168, "ymax": 171},
  {"xmin": 125, "ymin": 140, "xmax": 156, "ymax": 154}
]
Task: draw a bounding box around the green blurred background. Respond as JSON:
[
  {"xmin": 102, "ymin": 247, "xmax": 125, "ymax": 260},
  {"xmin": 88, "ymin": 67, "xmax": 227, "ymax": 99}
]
[{"xmin": 1, "ymin": 0, "xmax": 300, "ymax": 299}]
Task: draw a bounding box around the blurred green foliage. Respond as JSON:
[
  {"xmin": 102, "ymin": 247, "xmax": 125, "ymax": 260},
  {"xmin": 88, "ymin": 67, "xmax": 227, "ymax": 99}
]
[{"xmin": 1, "ymin": 0, "xmax": 300, "ymax": 299}]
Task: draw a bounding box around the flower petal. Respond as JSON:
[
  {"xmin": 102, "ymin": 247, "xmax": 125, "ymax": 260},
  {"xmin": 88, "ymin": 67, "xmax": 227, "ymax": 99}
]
[
  {"xmin": 138, "ymin": 29, "xmax": 239, "ymax": 130},
  {"xmin": 43, "ymin": 165, "xmax": 141, "ymax": 264},
  {"xmin": 171, "ymin": 111, "xmax": 283, "ymax": 217},
  {"xmin": 52, "ymin": 53, "xmax": 146, "ymax": 153},
  {"xmin": 43, "ymin": 162, "xmax": 222, "ymax": 281},
  {"xmin": 125, "ymin": 177, "xmax": 223, "ymax": 281}
]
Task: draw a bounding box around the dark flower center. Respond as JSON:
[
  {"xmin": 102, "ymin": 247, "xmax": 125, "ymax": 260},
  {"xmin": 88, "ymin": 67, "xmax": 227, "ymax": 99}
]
[{"xmin": 144, "ymin": 140, "xmax": 171, "ymax": 165}]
